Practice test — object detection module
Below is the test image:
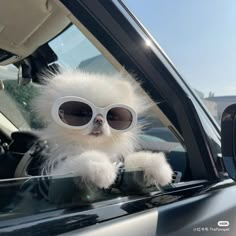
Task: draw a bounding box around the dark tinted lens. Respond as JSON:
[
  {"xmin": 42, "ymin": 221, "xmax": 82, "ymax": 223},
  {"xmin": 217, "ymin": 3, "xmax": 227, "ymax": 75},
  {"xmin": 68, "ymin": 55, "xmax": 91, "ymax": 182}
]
[
  {"xmin": 58, "ymin": 101, "xmax": 92, "ymax": 126},
  {"xmin": 107, "ymin": 107, "xmax": 133, "ymax": 130}
]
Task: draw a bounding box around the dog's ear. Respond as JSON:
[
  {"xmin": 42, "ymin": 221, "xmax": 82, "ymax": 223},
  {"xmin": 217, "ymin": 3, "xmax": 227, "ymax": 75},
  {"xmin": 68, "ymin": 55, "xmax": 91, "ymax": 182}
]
[
  {"xmin": 116, "ymin": 80, "xmax": 133, "ymax": 95},
  {"xmin": 30, "ymin": 72, "xmax": 63, "ymax": 123},
  {"xmin": 30, "ymin": 89, "xmax": 54, "ymax": 123}
]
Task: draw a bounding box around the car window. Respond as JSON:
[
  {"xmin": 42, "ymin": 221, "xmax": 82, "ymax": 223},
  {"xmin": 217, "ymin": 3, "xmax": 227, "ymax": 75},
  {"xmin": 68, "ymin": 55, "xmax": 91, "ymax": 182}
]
[
  {"xmin": 123, "ymin": 0, "xmax": 236, "ymax": 125},
  {"xmin": 0, "ymin": 22, "xmax": 188, "ymax": 219},
  {"xmin": 49, "ymin": 25, "xmax": 117, "ymax": 74},
  {"xmin": 0, "ymin": 66, "xmax": 40, "ymax": 130}
]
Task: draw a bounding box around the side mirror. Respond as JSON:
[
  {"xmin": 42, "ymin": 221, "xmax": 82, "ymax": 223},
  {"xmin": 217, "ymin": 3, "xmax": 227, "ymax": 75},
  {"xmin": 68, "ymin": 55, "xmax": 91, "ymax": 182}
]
[{"xmin": 221, "ymin": 104, "xmax": 236, "ymax": 181}]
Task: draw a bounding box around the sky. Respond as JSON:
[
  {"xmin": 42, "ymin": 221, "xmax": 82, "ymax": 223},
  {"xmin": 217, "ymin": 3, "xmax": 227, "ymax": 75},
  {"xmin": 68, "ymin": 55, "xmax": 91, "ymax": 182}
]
[{"xmin": 124, "ymin": 0, "xmax": 236, "ymax": 97}]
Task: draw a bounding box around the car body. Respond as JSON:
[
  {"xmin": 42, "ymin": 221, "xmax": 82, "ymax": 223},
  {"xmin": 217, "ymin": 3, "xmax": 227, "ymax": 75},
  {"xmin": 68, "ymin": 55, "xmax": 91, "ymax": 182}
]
[{"xmin": 0, "ymin": 1, "xmax": 235, "ymax": 235}]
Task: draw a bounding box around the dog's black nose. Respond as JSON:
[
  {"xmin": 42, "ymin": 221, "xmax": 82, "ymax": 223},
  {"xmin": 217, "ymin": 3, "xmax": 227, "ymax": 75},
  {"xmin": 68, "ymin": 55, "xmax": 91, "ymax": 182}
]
[{"xmin": 94, "ymin": 114, "xmax": 104, "ymax": 126}]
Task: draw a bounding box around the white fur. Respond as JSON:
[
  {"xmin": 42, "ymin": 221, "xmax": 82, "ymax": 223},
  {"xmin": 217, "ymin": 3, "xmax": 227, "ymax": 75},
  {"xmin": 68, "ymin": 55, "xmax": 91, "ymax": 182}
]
[
  {"xmin": 50, "ymin": 151, "xmax": 118, "ymax": 189},
  {"xmin": 125, "ymin": 151, "xmax": 173, "ymax": 186},
  {"xmin": 33, "ymin": 70, "xmax": 145, "ymax": 161},
  {"xmin": 33, "ymin": 70, "xmax": 173, "ymax": 188}
]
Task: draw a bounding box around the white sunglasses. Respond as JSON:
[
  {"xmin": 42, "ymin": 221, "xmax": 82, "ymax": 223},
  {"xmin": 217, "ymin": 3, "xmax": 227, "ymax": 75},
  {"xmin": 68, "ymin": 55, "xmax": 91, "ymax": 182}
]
[{"xmin": 51, "ymin": 96, "xmax": 137, "ymax": 132}]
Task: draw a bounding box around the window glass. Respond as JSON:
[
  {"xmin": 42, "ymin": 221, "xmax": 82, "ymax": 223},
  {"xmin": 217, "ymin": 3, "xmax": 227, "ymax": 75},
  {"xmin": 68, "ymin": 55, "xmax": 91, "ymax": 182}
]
[
  {"xmin": 0, "ymin": 66, "xmax": 41, "ymax": 130},
  {"xmin": 49, "ymin": 25, "xmax": 117, "ymax": 74},
  {"xmin": 0, "ymin": 22, "xmax": 187, "ymax": 219},
  {"xmin": 0, "ymin": 66, "xmax": 31, "ymax": 130},
  {"xmin": 124, "ymin": 0, "xmax": 236, "ymax": 124}
]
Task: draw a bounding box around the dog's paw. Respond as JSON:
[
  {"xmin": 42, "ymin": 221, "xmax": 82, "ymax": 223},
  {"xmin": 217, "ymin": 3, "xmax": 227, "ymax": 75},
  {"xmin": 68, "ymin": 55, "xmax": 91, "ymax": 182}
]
[
  {"xmin": 85, "ymin": 154, "xmax": 118, "ymax": 189},
  {"xmin": 125, "ymin": 151, "xmax": 173, "ymax": 186},
  {"xmin": 51, "ymin": 150, "xmax": 117, "ymax": 189}
]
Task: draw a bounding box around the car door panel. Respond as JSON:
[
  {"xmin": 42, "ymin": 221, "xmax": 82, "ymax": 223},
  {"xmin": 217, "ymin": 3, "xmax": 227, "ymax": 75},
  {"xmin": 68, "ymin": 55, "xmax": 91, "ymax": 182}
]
[
  {"xmin": 157, "ymin": 183, "xmax": 236, "ymax": 235},
  {"xmin": 60, "ymin": 209, "xmax": 158, "ymax": 236},
  {"xmin": 60, "ymin": 183, "xmax": 236, "ymax": 236}
]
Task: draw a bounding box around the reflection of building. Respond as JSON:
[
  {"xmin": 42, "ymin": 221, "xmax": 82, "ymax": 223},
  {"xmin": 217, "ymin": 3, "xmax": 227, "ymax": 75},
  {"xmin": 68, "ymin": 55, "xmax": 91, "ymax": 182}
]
[
  {"xmin": 78, "ymin": 54, "xmax": 116, "ymax": 74},
  {"xmin": 205, "ymin": 96, "xmax": 236, "ymax": 124},
  {"xmin": 195, "ymin": 89, "xmax": 236, "ymax": 124},
  {"xmin": 202, "ymin": 99, "xmax": 218, "ymax": 118},
  {"xmin": 194, "ymin": 89, "xmax": 218, "ymax": 122}
]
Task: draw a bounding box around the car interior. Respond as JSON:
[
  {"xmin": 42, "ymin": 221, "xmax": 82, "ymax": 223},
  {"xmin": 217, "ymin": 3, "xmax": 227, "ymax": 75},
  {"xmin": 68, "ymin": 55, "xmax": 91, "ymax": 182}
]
[
  {"xmin": 0, "ymin": 0, "xmax": 70, "ymax": 65},
  {"xmin": 0, "ymin": 0, "xmax": 190, "ymax": 214}
]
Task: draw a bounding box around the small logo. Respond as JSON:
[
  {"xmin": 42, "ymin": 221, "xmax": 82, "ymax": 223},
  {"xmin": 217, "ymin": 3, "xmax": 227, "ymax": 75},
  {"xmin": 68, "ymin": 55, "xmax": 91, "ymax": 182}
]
[{"xmin": 217, "ymin": 221, "xmax": 229, "ymax": 227}]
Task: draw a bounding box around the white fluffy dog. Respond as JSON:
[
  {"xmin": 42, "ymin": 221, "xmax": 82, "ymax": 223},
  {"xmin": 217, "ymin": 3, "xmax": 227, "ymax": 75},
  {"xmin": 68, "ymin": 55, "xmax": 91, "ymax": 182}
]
[{"xmin": 33, "ymin": 70, "xmax": 173, "ymax": 189}]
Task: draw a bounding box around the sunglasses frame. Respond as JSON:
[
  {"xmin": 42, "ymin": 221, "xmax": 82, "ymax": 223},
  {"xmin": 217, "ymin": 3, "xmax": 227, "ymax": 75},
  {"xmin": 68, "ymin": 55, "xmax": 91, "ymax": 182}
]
[{"xmin": 51, "ymin": 96, "xmax": 137, "ymax": 132}]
